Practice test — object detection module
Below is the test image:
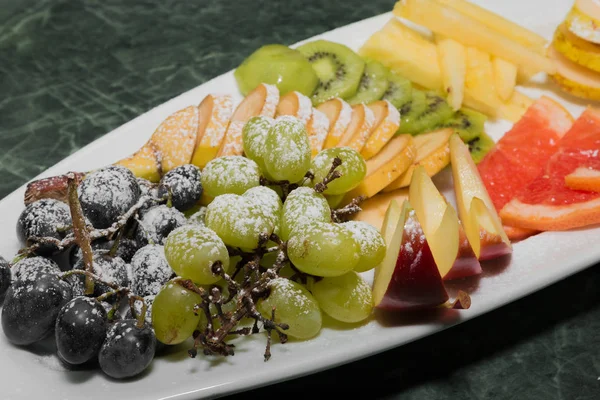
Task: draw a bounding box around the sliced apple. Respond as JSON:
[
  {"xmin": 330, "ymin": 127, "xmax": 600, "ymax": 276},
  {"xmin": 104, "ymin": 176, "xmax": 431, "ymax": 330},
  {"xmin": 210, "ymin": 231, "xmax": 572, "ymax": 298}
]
[
  {"xmin": 436, "ymin": 35, "xmax": 466, "ymax": 111},
  {"xmin": 384, "ymin": 128, "xmax": 453, "ymax": 191},
  {"xmin": 115, "ymin": 143, "xmax": 162, "ymax": 183},
  {"xmin": 449, "ymin": 133, "xmax": 512, "ymax": 260},
  {"xmin": 218, "ymin": 83, "xmax": 279, "ymax": 157},
  {"xmin": 319, "ymin": 98, "xmax": 353, "ymax": 149},
  {"xmin": 353, "ymin": 188, "xmax": 409, "ymax": 231},
  {"xmin": 373, "ymin": 199, "xmax": 452, "ymax": 310},
  {"xmin": 306, "ymin": 108, "xmax": 330, "ymax": 157},
  {"xmin": 360, "ymin": 100, "xmax": 401, "ymax": 160},
  {"xmin": 565, "ymin": 167, "xmax": 600, "ymax": 192},
  {"xmin": 409, "ymin": 165, "xmax": 459, "ymax": 279},
  {"xmin": 148, "ymin": 105, "xmax": 199, "ymax": 173},
  {"xmin": 343, "ymin": 134, "xmax": 415, "ymax": 202},
  {"xmin": 445, "ymin": 220, "xmax": 482, "ymax": 281},
  {"xmin": 276, "ymin": 91, "xmax": 313, "ymax": 125},
  {"xmin": 336, "ymin": 103, "xmax": 376, "ymax": 153},
  {"xmin": 190, "ymin": 94, "xmax": 233, "ymax": 169}
]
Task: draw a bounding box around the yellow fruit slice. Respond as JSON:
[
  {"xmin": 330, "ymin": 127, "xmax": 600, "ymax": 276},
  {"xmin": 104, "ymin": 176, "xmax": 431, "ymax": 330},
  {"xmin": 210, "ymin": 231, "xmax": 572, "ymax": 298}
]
[
  {"xmin": 190, "ymin": 94, "xmax": 233, "ymax": 169},
  {"xmin": 492, "ymin": 57, "xmax": 517, "ymax": 102},
  {"xmin": 553, "ymin": 22, "xmax": 600, "ymax": 73},
  {"xmin": 306, "ymin": 108, "xmax": 330, "ymax": 157},
  {"xmin": 360, "ymin": 100, "xmax": 401, "ymax": 160},
  {"xmin": 115, "ymin": 143, "xmax": 162, "ymax": 183},
  {"xmin": 384, "ymin": 128, "xmax": 453, "ymax": 191},
  {"xmin": 464, "ymin": 47, "xmax": 502, "ymax": 114},
  {"xmin": 548, "ymin": 45, "xmax": 600, "ymax": 101},
  {"xmin": 353, "ymin": 188, "xmax": 409, "ymax": 231},
  {"xmin": 497, "ymin": 90, "xmax": 534, "ymax": 123},
  {"xmin": 359, "ymin": 18, "xmax": 443, "ymax": 91},
  {"xmin": 276, "ymin": 91, "xmax": 313, "ymax": 125},
  {"xmin": 435, "ymin": 34, "xmax": 466, "ymax": 111},
  {"xmin": 336, "ymin": 104, "xmax": 376, "ymax": 153},
  {"xmin": 319, "ymin": 98, "xmax": 353, "ymax": 149},
  {"xmin": 218, "ymin": 83, "xmax": 279, "ymax": 157},
  {"xmin": 394, "ymin": 0, "xmax": 556, "ymax": 74},
  {"xmin": 150, "ymin": 105, "xmax": 199, "ymax": 173},
  {"xmin": 436, "ymin": 0, "xmax": 547, "ymax": 53},
  {"xmin": 343, "ymin": 134, "xmax": 416, "ymax": 202},
  {"xmin": 565, "ymin": 0, "xmax": 600, "ymax": 44},
  {"xmin": 565, "ymin": 167, "xmax": 600, "ymax": 192}
]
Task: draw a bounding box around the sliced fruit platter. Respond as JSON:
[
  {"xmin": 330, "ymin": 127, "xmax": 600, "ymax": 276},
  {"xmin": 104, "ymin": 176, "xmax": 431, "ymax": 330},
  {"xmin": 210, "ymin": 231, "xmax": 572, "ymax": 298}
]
[{"xmin": 1, "ymin": 1, "xmax": 600, "ymax": 399}]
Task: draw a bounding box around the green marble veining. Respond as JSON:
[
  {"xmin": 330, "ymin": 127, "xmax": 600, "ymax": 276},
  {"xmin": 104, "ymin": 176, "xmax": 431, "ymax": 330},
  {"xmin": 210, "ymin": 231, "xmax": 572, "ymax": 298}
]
[{"xmin": 0, "ymin": 1, "xmax": 599, "ymax": 399}]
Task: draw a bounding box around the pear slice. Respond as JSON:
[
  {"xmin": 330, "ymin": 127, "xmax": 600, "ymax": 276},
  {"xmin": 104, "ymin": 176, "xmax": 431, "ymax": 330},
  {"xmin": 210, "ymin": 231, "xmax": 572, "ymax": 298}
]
[
  {"xmin": 548, "ymin": 45, "xmax": 600, "ymax": 101},
  {"xmin": 449, "ymin": 133, "xmax": 511, "ymax": 260},
  {"xmin": 190, "ymin": 94, "xmax": 233, "ymax": 169},
  {"xmin": 384, "ymin": 128, "xmax": 453, "ymax": 191},
  {"xmin": 115, "ymin": 143, "xmax": 162, "ymax": 183},
  {"xmin": 276, "ymin": 90, "xmax": 313, "ymax": 125},
  {"xmin": 360, "ymin": 100, "xmax": 401, "ymax": 160},
  {"xmin": 306, "ymin": 108, "xmax": 330, "ymax": 157},
  {"xmin": 343, "ymin": 134, "xmax": 415, "ymax": 202},
  {"xmin": 353, "ymin": 188, "xmax": 409, "ymax": 231},
  {"xmin": 218, "ymin": 83, "xmax": 279, "ymax": 157},
  {"xmin": 319, "ymin": 98, "xmax": 353, "ymax": 149},
  {"xmin": 336, "ymin": 103, "xmax": 376, "ymax": 153}
]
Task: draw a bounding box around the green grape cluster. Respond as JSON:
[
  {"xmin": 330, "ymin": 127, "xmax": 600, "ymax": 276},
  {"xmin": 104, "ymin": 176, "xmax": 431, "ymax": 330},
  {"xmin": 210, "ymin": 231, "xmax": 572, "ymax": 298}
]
[{"xmin": 151, "ymin": 114, "xmax": 386, "ymax": 349}]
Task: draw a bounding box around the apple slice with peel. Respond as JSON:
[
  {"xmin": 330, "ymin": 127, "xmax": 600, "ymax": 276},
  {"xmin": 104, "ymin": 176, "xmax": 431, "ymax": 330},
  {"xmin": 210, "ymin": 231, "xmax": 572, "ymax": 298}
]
[
  {"xmin": 446, "ymin": 220, "xmax": 482, "ymax": 281},
  {"xmin": 353, "ymin": 189, "xmax": 409, "ymax": 231},
  {"xmin": 409, "ymin": 165, "xmax": 459, "ymax": 279},
  {"xmin": 373, "ymin": 200, "xmax": 450, "ymax": 310},
  {"xmin": 449, "ymin": 133, "xmax": 512, "ymax": 260}
]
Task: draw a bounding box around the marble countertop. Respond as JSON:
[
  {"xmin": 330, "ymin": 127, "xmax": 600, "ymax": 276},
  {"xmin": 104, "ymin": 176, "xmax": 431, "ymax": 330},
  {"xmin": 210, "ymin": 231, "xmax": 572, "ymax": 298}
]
[{"xmin": 1, "ymin": 0, "xmax": 599, "ymax": 399}]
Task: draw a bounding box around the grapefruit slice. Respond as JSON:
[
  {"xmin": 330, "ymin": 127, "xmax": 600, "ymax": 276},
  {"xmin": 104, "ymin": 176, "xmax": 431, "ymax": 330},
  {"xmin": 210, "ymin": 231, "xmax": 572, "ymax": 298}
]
[
  {"xmin": 500, "ymin": 108, "xmax": 600, "ymax": 231},
  {"xmin": 565, "ymin": 167, "xmax": 600, "ymax": 192},
  {"xmin": 477, "ymin": 96, "xmax": 574, "ymax": 239}
]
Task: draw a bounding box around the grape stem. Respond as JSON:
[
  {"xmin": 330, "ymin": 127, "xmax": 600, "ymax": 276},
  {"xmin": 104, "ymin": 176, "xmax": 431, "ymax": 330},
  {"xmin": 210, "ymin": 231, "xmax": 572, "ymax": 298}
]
[
  {"xmin": 313, "ymin": 157, "xmax": 343, "ymax": 193},
  {"xmin": 66, "ymin": 173, "xmax": 95, "ymax": 295},
  {"xmin": 331, "ymin": 195, "xmax": 366, "ymax": 223}
]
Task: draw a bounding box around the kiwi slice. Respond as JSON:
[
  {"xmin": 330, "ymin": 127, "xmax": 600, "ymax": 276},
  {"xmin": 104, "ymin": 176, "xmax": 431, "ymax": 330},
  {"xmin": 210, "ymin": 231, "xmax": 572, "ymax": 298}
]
[
  {"xmin": 436, "ymin": 108, "xmax": 487, "ymax": 142},
  {"xmin": 296, "ymin": 40, "xmax": 365, "ymax": 106},
  {"xmin": 397, "ymin": 90, "xmax": 454, "ymax": 135},
  {"xmin": 345, "ymin": 59, "xmax": 390, "ymax": 105},
  {"xmin": 467, "ymin": 132, "xmax": 495, "ymax": 164},
  {"xmin": 382, "ymin": 72, "xmax": 413, "ymax": 109}
]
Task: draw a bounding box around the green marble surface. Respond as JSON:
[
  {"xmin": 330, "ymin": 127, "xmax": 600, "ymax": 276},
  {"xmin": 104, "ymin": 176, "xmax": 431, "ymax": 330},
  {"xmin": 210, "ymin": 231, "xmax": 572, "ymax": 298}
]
[{"xmin": 0, "ymin": 0, "xmax": 599, "ymax": 399}]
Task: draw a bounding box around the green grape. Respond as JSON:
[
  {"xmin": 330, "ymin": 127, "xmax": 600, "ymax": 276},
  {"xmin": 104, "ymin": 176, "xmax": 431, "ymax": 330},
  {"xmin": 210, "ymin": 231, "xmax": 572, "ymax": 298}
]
[
  {"xmin": 187, "ymin": 206, "xmax": 207, "ymax": 226},
  {"xmin": 257, "ymin": 278, "xmax": 322, "ymax": 339},
  {"xmin": 205, "ymin": 193, "xmax": 275, "ymax": 250},
  {"xmin": 325, "ymin": 193, "xmax": 345, "ymax": 209},
  {"xmin": 310, "ymin": 147, "xmax": 366, "ymax": 195},
  {"xmin": 280, "ymin": 187, "xmax": 331, "ymax": 241},
  {"xmin": 152, "ymin": 280, "xmax": 202, "ymax": 345},
  {"xmin": 264, "ymin": 116, "xmax": 311, "ymax": 183},
  {"xmin": 201, "ymin": 156, "xmax": 260, "ymax": 197},
  {"xmin": 164, "ymin": 225, "xmax": 230, "ymax": 285},
  {"xmin": 340, "ymin": 221, "xmax": 386, "ymax": 273},
  {"xmin": 242, "ymin": 116, "xmax": 274, "ymax": 178},
  {"xmin": 287, "ymin": 221, "xmax": 360, "ymax": 277},
  {"xmin": 243, "ymin": 186, "xmax": 282, "ymax": 234},
  {"xmin": 309, "ymin": 271, "xmax": 373, "ymax": 323},
  {"xmin": 183, "ymin": 203, "xmax": 204, "ymax": 218}
]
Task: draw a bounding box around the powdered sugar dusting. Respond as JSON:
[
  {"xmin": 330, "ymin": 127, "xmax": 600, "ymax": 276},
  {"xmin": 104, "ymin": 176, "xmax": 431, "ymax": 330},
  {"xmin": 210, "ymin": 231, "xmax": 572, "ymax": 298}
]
[
  {"xmin": 220, "ymin": 121, "xmax": 245, "ymax": 156},
  {"xmin": 260, "ymin": 83, "xmax": 280, "ymax": 118},
  {"xmin": 383, "ymin": 100, "xmax": 400, "ymax": 126},
  {"xmin": 307, "ymin": 108, "xmax": 330, "ymax": 155},
  {"xmin": 328, "ymin": 98, "xmax": 353, "ymax": 141},
  {"xmin": 152, "ymin": 105, "xmax": 198, "ymax": 171},
  {"xmin": 203, "ymin": 94, "xmax": 234, "ymax": 146}
]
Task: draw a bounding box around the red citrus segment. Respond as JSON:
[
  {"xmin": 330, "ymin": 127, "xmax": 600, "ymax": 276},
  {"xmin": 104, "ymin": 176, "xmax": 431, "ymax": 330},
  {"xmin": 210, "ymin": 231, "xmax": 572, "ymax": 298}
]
[
  {"xmin": 500, "ymin": 108, "xmax": 600, "ymax": 231},
  {"xmin": 477, "ymin": 96, "xmax": 574, "ymax": 212}
]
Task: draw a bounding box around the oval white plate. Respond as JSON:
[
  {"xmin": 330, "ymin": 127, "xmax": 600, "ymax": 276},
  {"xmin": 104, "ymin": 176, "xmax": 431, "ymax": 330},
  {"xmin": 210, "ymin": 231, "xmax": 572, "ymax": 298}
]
[{"xmin": 0, "ymin": 1, "xmax": 594, "ymax": 399}]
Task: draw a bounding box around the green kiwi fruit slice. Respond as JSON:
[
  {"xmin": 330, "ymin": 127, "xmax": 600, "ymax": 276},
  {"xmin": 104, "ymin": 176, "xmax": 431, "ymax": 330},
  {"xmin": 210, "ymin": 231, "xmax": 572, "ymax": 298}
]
[
  {"xmin": 467, "ymin": 132, "xmax": 495, "ymax": 164},
  {"xmin": 296, "ymin": 40, "xmax": 365, "ymax": 106},
  {"xmin": 382, "ymin": 72, "xmax": 413, "ymax": 109},
  {"xmin": 397, "ymin": 90, "xmax": 454, "ymax": 135},
  {"xmin": 435, "ymin": 108, "xmax": 487, "ymax": 142},
  {"xmin": 345, "ymin": 59, "xmax": 390, "ymax": 105}
]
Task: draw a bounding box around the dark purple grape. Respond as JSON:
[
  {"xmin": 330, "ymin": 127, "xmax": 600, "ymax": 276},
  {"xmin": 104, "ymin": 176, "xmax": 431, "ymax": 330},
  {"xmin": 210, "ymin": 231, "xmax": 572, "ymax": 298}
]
[
  {"xmin": 135, "ymin": 205, "xmax": 186, "ymax": 247},
  {"xmin": 1, "ymin": 272, "xmax": 72, "ymax": 345},
  {"xmin": 158, "ymin": 164, "xmax": 202, "ymax": 211},
  {"xmin": 16, "ymin": 199, "xmax": 72, "ymax": 255},
  {"xmin": 12, "ymin": 256, "xmax": 61, "ymax": 283},
  {"xmin": 55, "ymin": 297, "xmax": 108, "ymax": 365},
  {"xmin": 74, "ymin": 253, "xmax": 130, "ymax": 296},
  {"xmin": 78, "ymin": 165, "xmax": 141, "ymax": 229},
  {"xmin": 98, "ymin": 319, "xmax": 156, "ymax": 379},
  {"xmin": 0, "ymin": 256, "xmax": 10, "ymax": 298},
  {"xmin": 69, "ymin": 237, "xmax": 139, "ymax": 267},
  {"xmin": 130, "ymin": 244, "xmax": 173, "ymax": 297}
]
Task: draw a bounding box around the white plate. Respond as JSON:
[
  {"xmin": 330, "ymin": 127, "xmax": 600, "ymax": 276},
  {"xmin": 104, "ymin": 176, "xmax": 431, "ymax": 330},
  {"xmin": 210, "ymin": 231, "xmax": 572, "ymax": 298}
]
[{"xmin": 0, "ymin": 1, "xmax": 594, "ymax": 399}]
